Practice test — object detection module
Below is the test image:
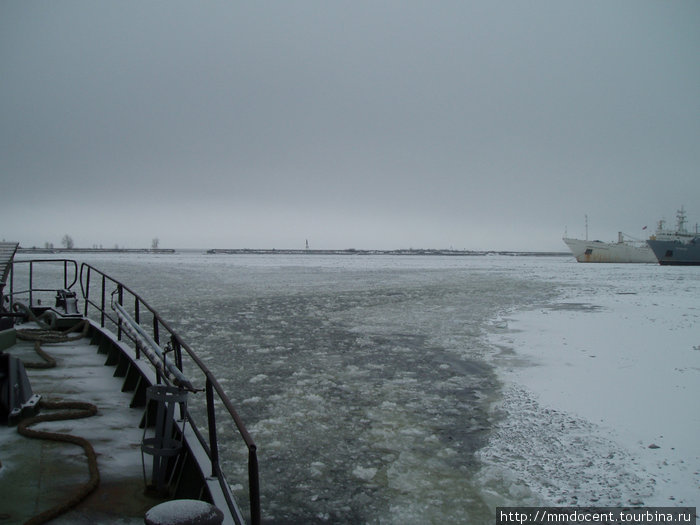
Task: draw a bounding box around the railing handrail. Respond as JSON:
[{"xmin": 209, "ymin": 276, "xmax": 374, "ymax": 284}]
[
  {"xmin": 10, "ymin": 259, "xmax": 260, "ymax": 525},
  {"xmin": 78, "ymin": 263, "xmax": 260, "ymax": 525},
  {"xmin": 78, "ymin": 263, "xmax": 259, "ymax": 448},
  {"xmin": 8, "ymin": 259, "xmax": 79, "ymax": 306}
]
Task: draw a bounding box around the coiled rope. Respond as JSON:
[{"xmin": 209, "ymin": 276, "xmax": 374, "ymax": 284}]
[
  {"xmin": 13, "ymin": 304, "xmax": 89, "ymax": 369},
  {"xmin": 9, "ymin": 309, "xmax": 100, "ymax": 525},
  {"xmin": 15, "ymin": 320, "xmax": 89, "ymax": 370}
]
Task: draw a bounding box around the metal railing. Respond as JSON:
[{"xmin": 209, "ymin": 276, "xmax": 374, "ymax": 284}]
[
  {"xmin": 7, "ymin": 259, "xmax": 79, "ymax": 308},
  {"xmin": 8, "ymin": 259, "xmax": 261, "ymax": 525}
]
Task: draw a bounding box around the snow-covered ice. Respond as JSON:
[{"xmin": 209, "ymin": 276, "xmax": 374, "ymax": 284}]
[{"xmin": 483, "ymin": 262, "xmax": 700, "ymax": 509}]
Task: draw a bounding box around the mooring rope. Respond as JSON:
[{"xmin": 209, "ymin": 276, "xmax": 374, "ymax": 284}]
[
  {"xmin": 13, "ymin": 307, "xmax": 90, "ymax": 368},
  {"xmin": 8, "ymin": 311, "xmax": 100, "ymax": 525},
  {"xmin": 14, "ymin": 309, "xmax": 90, "ymax": 344},
  {"xmin": 14, "ymin": 320, "xmax": 88, "ymax": 369},
  {"xmin": 14, "ymin": 340, "xmax": 57, "ymax": 369},
  {"xmin": 17, "ymin": 400, "xmax": 100, "ymax": 525}
]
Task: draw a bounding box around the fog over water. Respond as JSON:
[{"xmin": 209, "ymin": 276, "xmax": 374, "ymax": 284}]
[{"xmin": 3, "ymin": 2, "xmax": 699, "ymax": 251}]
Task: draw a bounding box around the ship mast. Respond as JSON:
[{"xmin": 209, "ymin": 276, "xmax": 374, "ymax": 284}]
[{"xmin": 676, "ymin": 206, "xmax": 687, "ymax": 233}]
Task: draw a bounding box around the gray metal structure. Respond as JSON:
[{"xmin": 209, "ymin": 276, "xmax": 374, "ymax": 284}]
[{"xmin": 0, "ymin": 257, "xmax": 260, "ymax": 524}]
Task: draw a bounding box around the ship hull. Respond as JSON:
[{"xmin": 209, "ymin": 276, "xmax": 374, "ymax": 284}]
[
  {"xmin": 563, "ymin": 238, "xmax": 657, "ymax": 263},
  {"xmin": 1, "ymin": 256, "xmax": 258, "ymax": 525},
  {"xmin": 647, "ymin": 239, "xmax": 700, "ymax": 265}
]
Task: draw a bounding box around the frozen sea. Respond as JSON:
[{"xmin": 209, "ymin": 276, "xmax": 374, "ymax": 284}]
[{"xmin": 15, "ymin": 251, "xmax": 700, "ymax": 523}]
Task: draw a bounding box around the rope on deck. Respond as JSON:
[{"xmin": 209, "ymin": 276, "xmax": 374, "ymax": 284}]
[
  {"xmin": 11, "ymin": 316, "xmax": 100, "ymax": 525},
  {"xmin": 15, "ymin": 319, "xmax": 89, "ymax": 369},
  {"xmin": 17, "ymin": 399, "xmax": 100, "ymax": 525},
  {"xmin": 14, "ymin": 305, "xmax": 89, "ymax": 342}
]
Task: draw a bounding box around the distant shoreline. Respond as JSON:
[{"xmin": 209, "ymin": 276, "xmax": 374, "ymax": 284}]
[
  {"xmin": 17, "ymin": 246, "xmax": 570, "ymax": 257},
  {"xmin": 17, "ymin": 247, "xmax": 176, "ymax": 254},
  {"xmin": 206, "ymin": 248, "xmax": 570, "ymax": 257}
]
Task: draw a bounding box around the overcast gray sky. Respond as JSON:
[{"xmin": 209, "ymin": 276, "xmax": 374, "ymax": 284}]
[{"xmin": 2, "ymin": 1, "xmax": 699, "ymax": 251}]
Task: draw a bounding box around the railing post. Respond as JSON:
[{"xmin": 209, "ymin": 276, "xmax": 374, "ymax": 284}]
[
  {"xmin": 134, "ymin": 298, "xmax": 140, "ymax": 359},
  {"xmin": 100, "ymin": 274, "xmax": 106, "ymax": 327},
  {"xmin": 9, "ymin": 262, "xmax": 14, "ymax": 306},
  {"xmin": 153, "ymin": 317, "xmax": 160, "ymax": 346},
  {"xmin": 172, "ymin": 336, "xmax": 183, "ymax": 371},
  {"xmin": 249, "ymin": 446, "xmax": 261, "ymax": 525},
  {"xmin": 117, "ymin": 284, "xmax": 123, "ymax": 340},
  {"xmin": 84, "ymin": 267, "xmax": 91, "ymax": 316},
  {"xmin": 206, "ymin": 378, "xmax": 219, "ymax": 478},
  {"xmin": 29, "ymin": 261, "xmax": 33, "ymax": 306}
]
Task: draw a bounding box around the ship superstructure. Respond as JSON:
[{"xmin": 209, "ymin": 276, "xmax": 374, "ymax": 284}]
[{"xmin": 563, "ymin": 208, "xmax": 697, "ymax": 263}]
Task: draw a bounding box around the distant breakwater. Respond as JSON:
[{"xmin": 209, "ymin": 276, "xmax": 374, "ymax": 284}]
[
  {"xmin": 17, "ymin": 247, "xmax": 569, "ymax": 257},
  {"xmin": 206, "ymin": 248, "xmax": 570, "ymax": 257},
  {"xmin": 18, "ymin": 247, "xmax": 176, "ymax": 254}
]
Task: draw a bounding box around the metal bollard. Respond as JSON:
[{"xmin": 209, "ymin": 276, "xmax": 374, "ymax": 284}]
[{"xmin": 144, "ymin": 499, "xmax": 224, "ymax": 525}]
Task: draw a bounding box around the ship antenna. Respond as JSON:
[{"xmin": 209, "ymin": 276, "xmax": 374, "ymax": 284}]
[
  {"xmin": 677, "ymin": 206, "xmax": 687, "ymax": 233},
  {"xmin": 585, "ymin": 215, "xmax": 588, "ymax": 241}
]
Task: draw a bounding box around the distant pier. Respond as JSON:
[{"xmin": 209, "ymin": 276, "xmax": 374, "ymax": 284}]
[
  {"xmin": 206, "ymin": 248, "xmax": 569, "ymax": 257},
  {"xmin": 16, "ymin": 247, "xmax": 569, "ymax": 257},
  {"xmin": 18, "ymin": 247, "xmax": 176, "ymax": 254}
]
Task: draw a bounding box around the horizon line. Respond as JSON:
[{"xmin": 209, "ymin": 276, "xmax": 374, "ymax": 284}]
[{"xmin": 17, "ymin": 246, "xmax": 570, "ymax": 256}]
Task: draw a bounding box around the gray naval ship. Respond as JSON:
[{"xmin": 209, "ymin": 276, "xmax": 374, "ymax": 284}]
[
  {"xmin": 647, "ymin": 208, "xmax": 700, "ymax": 265},
  {"xmin": 648, "ymin": 237, "xmax": 700, "ymax": 265}
]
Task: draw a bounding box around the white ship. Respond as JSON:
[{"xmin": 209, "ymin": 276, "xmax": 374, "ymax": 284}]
[
  {"xmin": 563, "ymin": 233, "xmax": 657, "ymax": 263},
  {"xmin": 563, "ymin": 209, "xmax": 696, "ymax": 263}
]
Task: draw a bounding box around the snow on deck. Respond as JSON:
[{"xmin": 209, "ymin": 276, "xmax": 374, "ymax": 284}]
[{"xmin": 0, "ymin": 324, "xmax": 166, "ymax": 524}]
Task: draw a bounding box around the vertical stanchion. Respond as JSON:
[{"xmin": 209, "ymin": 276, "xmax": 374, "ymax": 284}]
[
  {"xmin": 28, "ymin": 261, "xmax": 33, "ymax": 307},
  {"xmin": 83, "ymin": 267, "xmax": 91, "ymax": 316},
  {"xmin": 249, "ymin": 446, "xmax": 261, "ymax": 525},
  {"xmin": 206, "ymin": 379, "xmax": 219, "ymax": 478},
  {"xmin": 100, "ymin": 275, "xmax": 106, "ymax": 327},
  {"xmin": 134, "ymin": 298, "xmax": 140, "ymax": 358},
  {"xmin": 117, "ymin": 284, "xmax": 123, "ymax": 340}
]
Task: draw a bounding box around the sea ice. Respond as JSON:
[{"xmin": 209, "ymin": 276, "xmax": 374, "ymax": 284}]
[
  {"xmin": 352, "ymin": 465, "xmax": 378, "ymax": 481},
  {"xmin": 484, "ymin": 263, "xmax": 700, "ymax": 507}
]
